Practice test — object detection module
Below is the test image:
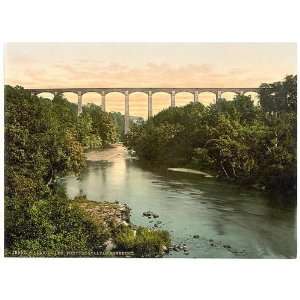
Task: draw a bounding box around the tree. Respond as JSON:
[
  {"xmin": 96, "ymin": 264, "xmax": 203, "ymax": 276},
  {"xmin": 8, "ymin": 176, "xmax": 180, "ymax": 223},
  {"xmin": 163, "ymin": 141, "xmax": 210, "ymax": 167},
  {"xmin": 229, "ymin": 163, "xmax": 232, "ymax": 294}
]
[
  {"xmin": 259, "ymin": 75, "xmax": 297, "ymax": 113},
  {"xmin": 124, "ymin": 75, "xmax": 297, "ymax": 195},
  {"xmin": 4, "ymin": 85, "xmax": 118, "ymax": 254},
  {"xmin": 110, "ymin": 111, "xmax": 125, "ymax": 141},
  {"xmin": 83, "ymin": 104, "xmax": 118, "ymax": 146}
]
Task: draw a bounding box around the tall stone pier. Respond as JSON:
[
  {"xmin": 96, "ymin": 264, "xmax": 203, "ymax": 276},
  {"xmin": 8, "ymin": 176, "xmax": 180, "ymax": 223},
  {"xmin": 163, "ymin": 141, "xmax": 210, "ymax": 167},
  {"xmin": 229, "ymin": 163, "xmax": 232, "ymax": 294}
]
[{"xmin": 27, "ymin": 87, "xmax": 259, "ymax": 133}]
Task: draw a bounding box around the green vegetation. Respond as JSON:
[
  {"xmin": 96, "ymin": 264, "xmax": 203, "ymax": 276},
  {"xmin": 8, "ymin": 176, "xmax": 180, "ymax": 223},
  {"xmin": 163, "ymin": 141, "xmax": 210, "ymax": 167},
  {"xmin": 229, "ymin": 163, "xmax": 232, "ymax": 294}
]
[
  {"xmin": 110, "ymin": 111, "xmax": 125, "ymax": 141},
  {"xmin": 110, "ymin": 112, "xmax": 144, "ymax": 142},
  {"xmin": 115, "ymin": 226, "xmax": 171, "ymax": 257},
  {"xmin": 5, "ymin": 86, "xmax": 117, "ymax": 198},
  {"xmin": 4, "ymin": 85, "xmax": 115, "ymax": 255},
  {"xmin": 115, "ymin": 226, "xmax": 136, "ymax": 251},
  {"xmin": 4, "ymin": 85, "xmax": 171, "ymax": 257},
  {"xmin": 5, "ymin": 75, "xmax": 296, "ymax": 256},
  {"xmin": 124, "ymin": 75, "xmax": 297, "ymax": 195},
  {"xmin": 5, "ymin": 190, "xmax": 109, "ymax": 256}
]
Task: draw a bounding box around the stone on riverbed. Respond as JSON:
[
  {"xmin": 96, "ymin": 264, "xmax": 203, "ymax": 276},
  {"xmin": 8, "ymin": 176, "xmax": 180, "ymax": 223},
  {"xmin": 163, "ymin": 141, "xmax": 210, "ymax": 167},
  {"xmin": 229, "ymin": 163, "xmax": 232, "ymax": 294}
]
[
  {"xmin": 143, "ymin": 211, "xmax": 152, "ymax": 217},
  {"xmin": 173, "ymin": 245, "xmax": 180, "ymax": 252},
  {"xmin": 142, "ymin": 211, "xmax": 159, "ymax": 219},
  {"xmin": 162, "ymin": 245, "xmax": 169, "ymax": 253}
]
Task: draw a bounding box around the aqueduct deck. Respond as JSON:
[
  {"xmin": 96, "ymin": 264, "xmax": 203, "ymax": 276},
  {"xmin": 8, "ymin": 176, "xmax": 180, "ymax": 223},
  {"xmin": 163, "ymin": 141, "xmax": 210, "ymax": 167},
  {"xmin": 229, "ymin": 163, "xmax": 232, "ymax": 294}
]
[{"xmin": 27, "ymin": 87, "xmax": 259, "ymax": 133}]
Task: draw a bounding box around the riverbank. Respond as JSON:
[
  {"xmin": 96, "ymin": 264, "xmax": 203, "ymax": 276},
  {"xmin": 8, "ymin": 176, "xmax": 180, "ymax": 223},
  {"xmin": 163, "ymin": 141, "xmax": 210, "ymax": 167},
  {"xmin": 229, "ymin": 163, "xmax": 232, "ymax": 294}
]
[
  {"xmin": 128, "ymin": 151, "xmax": 296, "ymax": 197},
  {"xmin": 72, "ymin": 196, "xmax": 171, "ymax": 257},
  {"xmin": 62, "ymin": 144, "xmax": 296, "ymax": 258},
  {"xmin": 73, "ymin": 196, "xmax": 131, "ymax": 229}
]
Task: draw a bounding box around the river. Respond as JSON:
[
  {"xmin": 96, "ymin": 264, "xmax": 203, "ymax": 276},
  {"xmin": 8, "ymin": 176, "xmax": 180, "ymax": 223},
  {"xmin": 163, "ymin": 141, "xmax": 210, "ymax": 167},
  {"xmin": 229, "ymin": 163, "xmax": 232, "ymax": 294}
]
[{"xmin": 61, "ymin": 144, "xmax": 296, "ymax": 258}]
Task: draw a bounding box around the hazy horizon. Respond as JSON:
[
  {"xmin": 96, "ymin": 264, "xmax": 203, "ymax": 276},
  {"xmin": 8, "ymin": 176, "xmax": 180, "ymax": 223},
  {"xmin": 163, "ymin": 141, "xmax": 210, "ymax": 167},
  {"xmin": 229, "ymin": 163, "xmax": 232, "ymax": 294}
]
[{"xmin": 5, "ymin": 43, "xmax": 296, "ymax": 118}]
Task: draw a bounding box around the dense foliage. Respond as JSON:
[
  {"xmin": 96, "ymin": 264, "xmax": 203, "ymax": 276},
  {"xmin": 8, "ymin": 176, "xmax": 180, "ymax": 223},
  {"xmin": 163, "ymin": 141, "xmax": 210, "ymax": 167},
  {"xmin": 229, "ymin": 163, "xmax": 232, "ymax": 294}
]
[
  {"xmin": 4, "ymin": 85, "xmax": 118, "ymax": 255},
  {"xmin": 124, "ymin": 75, "xmax": 297, "ymax": 194},
  {"xmin": 5, "ymin": 85, "xmax": 170, "ymax": 257},
  {"xmin": 5, "ymin": 190, "xmax": 109, "ymax": 256},
  {"xmin": 110, "ymin": 111, "xmax": 125, "ymax": 141}
]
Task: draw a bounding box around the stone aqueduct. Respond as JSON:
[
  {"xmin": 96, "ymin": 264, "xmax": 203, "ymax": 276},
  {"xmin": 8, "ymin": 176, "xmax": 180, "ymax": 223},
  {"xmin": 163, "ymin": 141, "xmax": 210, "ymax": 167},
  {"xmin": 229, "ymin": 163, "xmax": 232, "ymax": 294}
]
[{"xmin": 27, "ymin": 87, "xmax": 259, "ymax": 133}]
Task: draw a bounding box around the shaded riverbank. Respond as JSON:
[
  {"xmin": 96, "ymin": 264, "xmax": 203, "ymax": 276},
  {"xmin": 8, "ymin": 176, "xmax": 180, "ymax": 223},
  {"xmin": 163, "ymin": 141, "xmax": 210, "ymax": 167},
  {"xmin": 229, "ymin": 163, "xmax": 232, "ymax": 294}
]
[
  {"xmin": 61, "ymin": 144, "xmax": 296, "ymax": 258},
  {"xmin": 72, "ymin": 196, "xmax": 170, "ymax": 257}
]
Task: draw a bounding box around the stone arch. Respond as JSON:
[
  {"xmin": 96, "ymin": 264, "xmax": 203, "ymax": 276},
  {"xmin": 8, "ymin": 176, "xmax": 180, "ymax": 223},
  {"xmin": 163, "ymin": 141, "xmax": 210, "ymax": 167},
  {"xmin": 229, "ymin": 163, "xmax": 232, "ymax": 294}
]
[
  {"xmin": 175, "ymin": 92, "xmax": 194, "ymax": 107},
  {"xmin": 128, "ymin": 92, "xmax": 148, "ymax": 120},
  {"xmin": 61, "ymin": 91, "xmax": 78, "ymax": 104},
  {"xmin": 36, "ymin": 92, "xmax": 55, "ymax": 100},
  {"xmin": 152, "ymin": 92, "xmax": 171, "ymax": 116},
  {"xmin": 128, "ymin": 90, "xmax": 148, "ymax": 96},
  {"xmin": 198, "ymin": 91, "xmax": 217, "ymax": 106},
  {"xmin": 105, "ymin": 91, "xmax": 125, "ymax": 114},
  {"xmin": 82, "ymin": 92, "xmax": 101, "ymax": 107},
  {"xmin": 151, "ymin": 90, "xmax": 172, "ymax": 96},
  {"xmin": 220, "ymin": 91, "xmax": 238, "ymax": 101}
]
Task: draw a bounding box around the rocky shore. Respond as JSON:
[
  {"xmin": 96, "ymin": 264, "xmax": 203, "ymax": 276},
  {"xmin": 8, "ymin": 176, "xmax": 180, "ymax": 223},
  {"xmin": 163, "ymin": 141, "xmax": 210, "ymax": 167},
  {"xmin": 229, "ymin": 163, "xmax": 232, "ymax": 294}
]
[
  {"xmin": 72, "ymin": 196, "xmax": 170, "ymax": 257},
  {"xmin": 74, "ymin": 197, "xmax": 130, "ymax": 226}
]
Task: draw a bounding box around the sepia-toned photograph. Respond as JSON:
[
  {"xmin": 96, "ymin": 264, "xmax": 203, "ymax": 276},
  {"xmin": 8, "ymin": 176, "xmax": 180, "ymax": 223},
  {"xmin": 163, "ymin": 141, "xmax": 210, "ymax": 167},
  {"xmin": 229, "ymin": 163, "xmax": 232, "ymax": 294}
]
[{"xmin": 4, "ymin": 43, "xmax": 297, "ymax": 258}]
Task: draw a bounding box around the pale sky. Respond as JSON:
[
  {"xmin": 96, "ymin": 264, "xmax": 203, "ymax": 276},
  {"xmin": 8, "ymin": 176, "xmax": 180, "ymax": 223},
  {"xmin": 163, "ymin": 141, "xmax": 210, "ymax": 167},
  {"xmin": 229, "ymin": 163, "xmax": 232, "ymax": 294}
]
[{"xmin": 5, "ymin": 43, "xmax": 297, "ymax": 118}]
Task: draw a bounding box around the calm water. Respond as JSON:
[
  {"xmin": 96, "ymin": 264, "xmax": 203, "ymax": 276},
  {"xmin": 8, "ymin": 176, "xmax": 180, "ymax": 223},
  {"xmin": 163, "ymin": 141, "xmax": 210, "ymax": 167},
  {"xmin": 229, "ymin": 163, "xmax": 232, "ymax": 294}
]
[{"xmin": 61, "ymin": 146, "xmax": 296, "ymax": 258}]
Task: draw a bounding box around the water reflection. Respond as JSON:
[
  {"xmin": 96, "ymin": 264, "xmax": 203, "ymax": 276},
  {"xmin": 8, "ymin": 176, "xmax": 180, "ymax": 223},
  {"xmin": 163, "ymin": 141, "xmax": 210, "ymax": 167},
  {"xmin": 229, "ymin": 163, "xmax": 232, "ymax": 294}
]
[{"xmin": 62, "ymin": 152, "xmax": 296, "ymax": 258}]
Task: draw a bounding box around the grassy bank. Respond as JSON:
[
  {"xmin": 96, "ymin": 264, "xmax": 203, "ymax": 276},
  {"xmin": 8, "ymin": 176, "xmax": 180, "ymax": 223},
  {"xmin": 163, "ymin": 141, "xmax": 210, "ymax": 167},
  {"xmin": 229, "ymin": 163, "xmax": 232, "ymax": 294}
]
[{"xmin": 73, "ymin": 196, "xmax": 171, "ymax": 258}]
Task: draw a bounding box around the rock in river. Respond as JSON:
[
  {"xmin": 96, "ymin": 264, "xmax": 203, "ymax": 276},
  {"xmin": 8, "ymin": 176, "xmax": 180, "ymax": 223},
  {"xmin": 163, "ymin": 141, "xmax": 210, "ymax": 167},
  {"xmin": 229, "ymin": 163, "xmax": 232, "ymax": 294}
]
[
  {"xmin": 143, "ymin": 211, "xmax": 152, "ymax": 217},
  {"xmin": 142, "ymin": 211, "xmax": 159, "ymax": 219}
]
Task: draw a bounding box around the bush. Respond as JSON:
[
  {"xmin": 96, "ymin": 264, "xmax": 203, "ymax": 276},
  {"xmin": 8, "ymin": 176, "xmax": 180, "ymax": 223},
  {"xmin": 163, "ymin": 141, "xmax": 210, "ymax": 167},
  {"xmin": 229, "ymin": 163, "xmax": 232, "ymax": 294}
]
[
  {"xmin": 115, "ymin": 226, "xmax": 171, "ymax": 257},
  {"xmin": 133, "ymin": 227, "xmax": 171, "ymax": 257},
  {"xmin": 114, "ymin": 226, "xmax": 136, "ymax": 251},
  {"xmin": 5, "ymin": 193, "xmax": 109, "ymax": 256}
]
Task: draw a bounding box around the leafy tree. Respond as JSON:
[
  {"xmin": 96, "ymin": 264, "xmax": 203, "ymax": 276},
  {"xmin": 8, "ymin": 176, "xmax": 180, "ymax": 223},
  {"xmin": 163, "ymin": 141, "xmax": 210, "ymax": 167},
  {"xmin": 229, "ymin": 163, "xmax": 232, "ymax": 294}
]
[
  {"xmin": 259, "ymin": 75, "xmax": 297, "ymax": 113},
  {"xmin": 83, "ymin": 104, "xmax": 118, "ymax": 146},
  {"xmin": 4, "ymin": 85, "xmax": 120, "ymax": 255},
  {"xmin": 124, "ymin": 75, "xmax": 297, "ymax": 195},
  {"xmin": 5, "ymin": 193, "xmax": 109, "ymax": 255},
  {"xmin": 110, "ymin": 111, "xmax": 125, "ymax": 141}
]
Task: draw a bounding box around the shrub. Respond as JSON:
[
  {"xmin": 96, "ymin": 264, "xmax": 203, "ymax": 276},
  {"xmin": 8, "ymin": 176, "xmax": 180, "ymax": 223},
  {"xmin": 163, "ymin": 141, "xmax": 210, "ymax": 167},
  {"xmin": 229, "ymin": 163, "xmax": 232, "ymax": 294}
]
[
  {"xmin": 114, "ymin": 226, "xmax": 136, "ymax": 251},
  {"xmin": 5, "ymin": 194, "xmax": 109, "ymax": 256},
  {"xmin": 133, "ymin": 227, "xmax": 171, "ymax": 257},
  {"xmin": 115, "ymin": 226, "xmax": 171, "ymax": 257}
]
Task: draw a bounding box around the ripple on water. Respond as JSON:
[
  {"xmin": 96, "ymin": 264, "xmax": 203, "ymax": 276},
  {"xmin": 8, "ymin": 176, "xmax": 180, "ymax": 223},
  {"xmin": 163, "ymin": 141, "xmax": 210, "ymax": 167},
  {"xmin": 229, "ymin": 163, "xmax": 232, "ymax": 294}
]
[{"xmin": 61, "ymin": 148, "xmax": 296, "ymax": 258}]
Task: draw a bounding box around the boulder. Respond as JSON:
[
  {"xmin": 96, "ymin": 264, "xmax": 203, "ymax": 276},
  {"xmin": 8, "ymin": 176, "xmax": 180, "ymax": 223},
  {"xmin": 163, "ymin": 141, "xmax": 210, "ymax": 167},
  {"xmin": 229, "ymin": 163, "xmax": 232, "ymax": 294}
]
[
  {"xmin": 143, "ymin": 211, "xmax": 152, "ymax": 217},
  {"xmin": 162, "ymin": 245, "xmax": 168, "ymax": 253},
  {"xmin": 104, "ymin": 239, "xmax": 116, "ymax": 252}
]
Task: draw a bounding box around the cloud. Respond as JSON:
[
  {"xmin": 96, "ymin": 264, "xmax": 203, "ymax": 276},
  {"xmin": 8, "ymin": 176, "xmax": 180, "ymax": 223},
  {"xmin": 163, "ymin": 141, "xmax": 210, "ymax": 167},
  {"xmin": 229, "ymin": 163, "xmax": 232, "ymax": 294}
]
[{"xmin": 5, "ymin": 54, "xmax": 290, "ymax": 90}]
